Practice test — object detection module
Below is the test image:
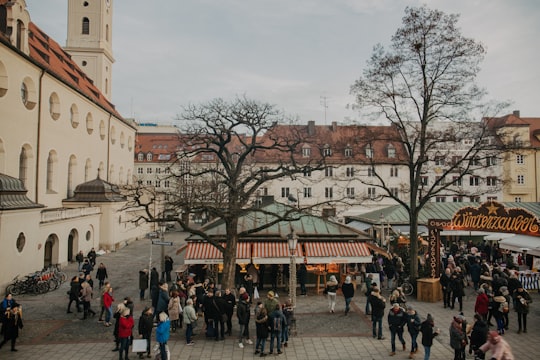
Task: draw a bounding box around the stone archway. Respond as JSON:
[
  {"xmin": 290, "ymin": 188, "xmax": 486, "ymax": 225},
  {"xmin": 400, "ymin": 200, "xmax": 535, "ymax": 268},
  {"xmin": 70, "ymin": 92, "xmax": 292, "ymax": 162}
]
[
  {"xmin": 44, "ymin": 234, "xmax": 59, "ymax": 268},
  {"xmin": 67, "ymin": 228, "xmax": 79, "ymax": 262}
]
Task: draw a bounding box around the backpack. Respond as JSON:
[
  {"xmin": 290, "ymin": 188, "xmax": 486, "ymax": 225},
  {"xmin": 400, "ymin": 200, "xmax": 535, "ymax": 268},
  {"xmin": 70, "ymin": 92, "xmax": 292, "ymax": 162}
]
[{"xmin": 272, "ymin": 314, "xmax": 282, "ymax": 332}]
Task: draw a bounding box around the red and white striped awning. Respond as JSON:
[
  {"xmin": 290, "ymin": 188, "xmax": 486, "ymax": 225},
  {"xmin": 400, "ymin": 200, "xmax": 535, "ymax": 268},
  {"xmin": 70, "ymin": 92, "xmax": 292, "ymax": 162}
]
[
  {"xmin": 252, "ymin": 242, "xmax": 304, "ymax": 264},
  {"xmin": 304, "ymin": 242, "xmax": 371, "ymax": 264},
  {"xmin": 184, "ymin": 242, "xmax": 251, "ymax": 264}
]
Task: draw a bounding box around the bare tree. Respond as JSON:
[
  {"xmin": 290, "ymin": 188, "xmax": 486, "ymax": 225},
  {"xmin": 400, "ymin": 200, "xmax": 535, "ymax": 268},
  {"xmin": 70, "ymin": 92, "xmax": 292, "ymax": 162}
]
[
  {"xmin": 350, "ymin": 6, "xmax": 509, "ymax": 279},
  {"xmin": 164, "ymin": 97, "xmax": 327, "ymax": 289}
]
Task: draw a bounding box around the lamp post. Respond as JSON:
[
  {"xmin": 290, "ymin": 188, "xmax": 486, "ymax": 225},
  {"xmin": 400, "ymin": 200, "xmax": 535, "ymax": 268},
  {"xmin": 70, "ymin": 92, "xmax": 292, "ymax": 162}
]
[
  {"xmin": 287, "ymin": 230, "xmax": 298, "ymax": 336},
  {"xmin": 159, "ymin": 222, "xmax": 167, "ymax": 281}
]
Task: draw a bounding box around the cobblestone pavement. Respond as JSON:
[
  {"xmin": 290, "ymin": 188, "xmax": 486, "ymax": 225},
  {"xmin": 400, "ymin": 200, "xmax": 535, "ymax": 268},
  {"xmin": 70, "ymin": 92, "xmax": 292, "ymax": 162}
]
[{"xmin": 2, "ymin": 231, "xmax": 539, "ymax": 359}]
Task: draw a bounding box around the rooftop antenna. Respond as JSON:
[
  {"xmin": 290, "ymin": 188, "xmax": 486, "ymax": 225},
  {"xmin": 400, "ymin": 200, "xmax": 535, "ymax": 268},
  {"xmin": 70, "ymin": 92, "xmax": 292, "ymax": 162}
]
[{"xmin": 320, "ymin": 95, "xmax": 328, "ymax": 125}]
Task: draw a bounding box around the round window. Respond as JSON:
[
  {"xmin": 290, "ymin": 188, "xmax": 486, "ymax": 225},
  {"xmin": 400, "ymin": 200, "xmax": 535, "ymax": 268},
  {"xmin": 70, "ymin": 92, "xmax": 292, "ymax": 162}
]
[{"xmin": 16, "ymin": 232, "xmax": 26, "ymax": 252}]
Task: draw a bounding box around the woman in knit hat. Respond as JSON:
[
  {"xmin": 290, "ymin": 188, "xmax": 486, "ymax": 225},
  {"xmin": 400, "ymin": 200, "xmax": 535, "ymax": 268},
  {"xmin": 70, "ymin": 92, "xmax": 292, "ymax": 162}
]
[{"xmin": 325, "ymin": 275, "xmax": 339, "ymax": 313}]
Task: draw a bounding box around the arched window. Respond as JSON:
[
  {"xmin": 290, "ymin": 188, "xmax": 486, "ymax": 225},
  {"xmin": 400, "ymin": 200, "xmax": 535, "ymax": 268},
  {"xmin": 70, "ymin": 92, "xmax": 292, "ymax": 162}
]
[
  {"xmin": 67, "ymin": 155, "xmax": 77, "ymax": 197},
  {"xmin": 137, "ymin": 153, "xmax": 144, "ymax": 161},
  {"xmin": 19, "ymin": 146, "xmax": 29, "ymax": 186},
  {"xmin": 46, "ymin": 150, "xmax": 58, "ymax": 192},
  {"xmin": 146, "ymin": 153, "xmax": 153, "ymax": 161},
  {"xmin": 16, "ymin": 19, "xmax": 24, "ymax": 50},
  {"xmin": 82, "ymin": 17, "xmax": 90, "ymax": 35},
  {"xmin": 105, "ymin": 24, "xmax": 109, "ymax": 41},
  {"xmin": 85, "ymin": 158, "xmax": 92, "ymax": 182}
]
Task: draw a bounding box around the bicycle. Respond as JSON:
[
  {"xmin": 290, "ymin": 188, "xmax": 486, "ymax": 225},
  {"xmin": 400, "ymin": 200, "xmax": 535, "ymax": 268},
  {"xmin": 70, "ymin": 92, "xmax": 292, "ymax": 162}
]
[{"xmin": 395, "ymin": 275, "xmax": 414, "ymax": 296}]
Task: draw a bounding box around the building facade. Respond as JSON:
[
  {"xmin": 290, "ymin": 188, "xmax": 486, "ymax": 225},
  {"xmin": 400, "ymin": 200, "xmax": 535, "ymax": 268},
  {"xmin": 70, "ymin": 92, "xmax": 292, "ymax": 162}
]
[{"xmin": 0, "ymin": 0, "xmax": 147, "ymax": 292}]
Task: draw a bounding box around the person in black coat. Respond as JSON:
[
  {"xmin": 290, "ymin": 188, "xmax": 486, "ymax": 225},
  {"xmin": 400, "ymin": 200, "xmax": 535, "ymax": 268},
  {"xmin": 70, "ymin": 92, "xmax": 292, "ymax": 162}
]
[
  {"xmin": 87, "ymin": 247, "xmax": 97, "ymax": 267},
  {"xmin": 440, "ymin": 268, "xmax": 452, "ymax": 309},
  {"xmin": 388, "ymin": 303, "xmax": 407, "ymax": 356},
  {"xmin": 164, "ymin": 256, "xmax": 174, "ymax": 282},
  {"xmin": 450, "ymin": 268, "xmax": 465, "ymax": 311},
  {"xmin": 139, "ymin": 269, "xmax": 149, "ymax": 301},
  {"xmin": 67, "ymin": 276, "xmax": 82, "ymax": 313},
  {"xmin": 222, "ymin": 288, "xmax": 236, "ymax": 335},
  {"xmin": 137, "ymin": 307, "xmax": 154, "ymax": 359},
  {"xmin": 368, "ymin": 287, "xmax": 386, "ymax": 340},
  {"xmin": 150, "ymin": 268, "xmax": 160, "ymax": 309},
  {"xmin": 95, "ymin": 263, "xmax": 108, "ymax": 289},
  {"xmin": 297, "ymin": 264, "xmax": 308, "ymax": 296},
  {"xmin": 342, "ymin": 276, "xmax": 355, "ymax": 315},
  {"xmin": 469, "ymin": 313, "xmax": 488, "ymax": 359},
  {"xmin": 0, "ymin": 304, "xmax": 23, "ymax": 352},
  {"xmin": 420, "ymin": 313, "xmax": 439, "ymax": 359}
]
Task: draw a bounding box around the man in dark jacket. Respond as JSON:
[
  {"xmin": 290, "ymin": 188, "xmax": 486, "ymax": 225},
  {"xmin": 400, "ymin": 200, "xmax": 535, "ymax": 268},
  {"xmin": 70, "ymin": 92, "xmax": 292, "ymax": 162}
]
[
  {"xmin": 440, "ymin": 268, "xmax": 452, "ymax": 309},
  {"xmin": 297, "ymin": 263, "xmax": 308, "ymax": 296},
  {"xmin": 139, "ymin": 269, "xmax": 149, "ymax": 301},
  {"xmin": 237, "ymin": 293, "xmax": 252, "ymax": 348},
  {"xmin": 202, "ymin": 290, "xmax": 224, "ymax": 341},
  {"xmin": 388, "ymin": 303, "xmax": 407, "ymax": 356},
  {"xmin": 222, "ymin": 288, "xmax": 236, "ymax": 335},
  {"xmin": 137, "ymin": 306, "xmax": 154, "ymax": 359},
  {"xmin": 368, "ymin": 287, "xmax": 386, "ymax": 340}
]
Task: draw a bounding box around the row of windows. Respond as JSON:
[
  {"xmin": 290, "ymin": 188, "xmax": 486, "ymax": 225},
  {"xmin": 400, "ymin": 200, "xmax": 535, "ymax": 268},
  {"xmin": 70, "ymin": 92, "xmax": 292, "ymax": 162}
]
[
  {"xmin": 420, "ymin": 176, "xmax": 504, "ymax": 187},
  {"xmin": 280, "ymin": 186, "xmax": 397, "ymax": 200},
  {"xmin": 301, "ymin": 143, "xmax": 396, "ymax": 159},
  {"xmin": 0, "ymin": 59, "xmax": 129, "ymax": 148},
  {"xmin": 138, "ymin": 180, "xmax": 170, "ymax": 188},
  {"xmin": 136, "ymin": 167, "xmax": 171, "ymax": 174}
]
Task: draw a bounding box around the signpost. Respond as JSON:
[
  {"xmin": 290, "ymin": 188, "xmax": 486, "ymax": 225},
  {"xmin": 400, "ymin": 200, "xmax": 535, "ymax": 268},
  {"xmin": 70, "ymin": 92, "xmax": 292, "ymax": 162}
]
[{"xmin": 152, "ymin": 240, "xmax": 173, "ymax": 246}]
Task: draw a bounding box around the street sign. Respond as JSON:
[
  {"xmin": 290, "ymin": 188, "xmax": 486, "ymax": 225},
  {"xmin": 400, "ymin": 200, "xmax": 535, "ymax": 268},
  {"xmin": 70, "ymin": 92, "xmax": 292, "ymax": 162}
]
[{"xmin": 151, "ymin": 240, "xmax": 173, "ymax": 246}]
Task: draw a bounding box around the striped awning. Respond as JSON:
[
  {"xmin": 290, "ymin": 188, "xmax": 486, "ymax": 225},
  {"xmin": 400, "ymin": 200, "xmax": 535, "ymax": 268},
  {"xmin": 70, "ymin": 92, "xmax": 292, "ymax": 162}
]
[
  {"xmin": 184, "ymin": 242, "xmax": 251, "ymax": 264},
  {"xmin": 304, "ymin": 242, "xmax": 372, "ymax": 264},
  {"xmin": 252, "ymin": 242, "xmax": 304, "ymax": 264}
]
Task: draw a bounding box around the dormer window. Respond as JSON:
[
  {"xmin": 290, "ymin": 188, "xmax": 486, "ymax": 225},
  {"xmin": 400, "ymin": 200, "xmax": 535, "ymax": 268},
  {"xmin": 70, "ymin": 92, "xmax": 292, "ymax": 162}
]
[
  {"xmin": 137, "ymin": 153, "xmax": 144, "ymax": 161},
  {"xmin": 386, "ymin": 144, "xmax": 395, "ymax": 158},
  {"xmin": 302, "ymin": 146, "xmax": 311, "ymax": 158},
  {"xmin": 365, "ymin": 144, "xmax": 373, "ymax": 158},
  {"xmin": 146, "ymin": 153, "xmax": 153, "ymax": 161},
  {"xmin": 323, "ymin": 145, "xmax": 332, "ymax": 157},
  {"xmin": 344, "ymin": 146, "xmax": 353, "ymax": 157}
]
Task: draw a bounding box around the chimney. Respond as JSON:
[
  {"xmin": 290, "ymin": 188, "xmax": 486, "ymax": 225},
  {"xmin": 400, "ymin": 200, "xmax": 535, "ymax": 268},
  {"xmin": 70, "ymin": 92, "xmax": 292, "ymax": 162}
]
[
  {"xmin": 331, "ymin": 121, "xmax": 337, "ymax": 132},
  {"xmin": 513, "ymin": 110, "xmax": 520, "ymax": 117},
  {"xmin": 307, "ymin": 120, "xmax": 315, "ymax": 136}
]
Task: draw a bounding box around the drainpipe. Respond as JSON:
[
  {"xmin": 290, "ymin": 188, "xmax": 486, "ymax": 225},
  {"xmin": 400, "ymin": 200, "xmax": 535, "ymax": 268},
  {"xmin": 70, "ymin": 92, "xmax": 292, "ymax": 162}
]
[
  {"xmin": 106, "ymin": 113, "xmax": 112, "ymax": 181},
  {"xmin": 35, "ymin": 69, "xmax": 46, "ymax": 203}
]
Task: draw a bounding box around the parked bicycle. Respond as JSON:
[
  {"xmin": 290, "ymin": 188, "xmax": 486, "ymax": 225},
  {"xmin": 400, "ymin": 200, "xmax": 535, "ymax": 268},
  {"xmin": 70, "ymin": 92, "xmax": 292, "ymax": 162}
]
[
  {"xmin": 395, "ymin": 275, "xmax": 414, "ymax": 296},
  {"xmin": 5, "ymin": 265, "xmax": 67, "ymax": 296}
]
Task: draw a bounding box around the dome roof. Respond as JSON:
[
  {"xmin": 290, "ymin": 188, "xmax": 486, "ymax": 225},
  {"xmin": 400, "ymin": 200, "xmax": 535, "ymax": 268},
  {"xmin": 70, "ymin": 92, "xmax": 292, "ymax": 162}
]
[
  {"xmin": 0, "ymin": 173, "xmax": 43, "ymax": 210},
  {"xmin": 65, "ymin": 176, "xmax": 126, "ymax": 202}
]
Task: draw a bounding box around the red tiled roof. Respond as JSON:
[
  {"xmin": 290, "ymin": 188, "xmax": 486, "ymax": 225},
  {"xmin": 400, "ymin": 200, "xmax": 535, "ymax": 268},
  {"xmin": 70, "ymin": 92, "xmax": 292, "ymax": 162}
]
[
  {"xmin": 135, "ymin": 132, "xmax": 182, "ymax": 163},
  {"xmin": 26, "ymin": 22, "xmax": 124, "ymax": 120}
]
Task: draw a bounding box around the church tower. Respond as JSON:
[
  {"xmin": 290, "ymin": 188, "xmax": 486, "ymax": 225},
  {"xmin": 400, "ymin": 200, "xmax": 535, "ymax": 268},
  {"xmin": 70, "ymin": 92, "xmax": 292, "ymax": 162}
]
[{"xmin": 65, "ymin": 0, "xmax": 114, "ymax": 100}]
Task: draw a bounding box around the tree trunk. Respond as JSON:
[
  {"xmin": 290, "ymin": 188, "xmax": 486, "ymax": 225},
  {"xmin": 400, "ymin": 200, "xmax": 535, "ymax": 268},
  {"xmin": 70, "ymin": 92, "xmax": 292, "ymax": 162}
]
[{"xmin": 221, "ymin": 218, "xmax": 239, "ymax": 290}]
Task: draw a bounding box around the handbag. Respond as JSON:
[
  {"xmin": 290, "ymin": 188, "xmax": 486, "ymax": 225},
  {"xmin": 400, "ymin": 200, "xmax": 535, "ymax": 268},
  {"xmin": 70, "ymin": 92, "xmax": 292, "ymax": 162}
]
[
  {"xmin": 132, "ymin": 339, "xmax": 147, "ymax": 353},
  {"xmin": 254, "ymin": 287, "xmax": 260, "ymax": 300}
]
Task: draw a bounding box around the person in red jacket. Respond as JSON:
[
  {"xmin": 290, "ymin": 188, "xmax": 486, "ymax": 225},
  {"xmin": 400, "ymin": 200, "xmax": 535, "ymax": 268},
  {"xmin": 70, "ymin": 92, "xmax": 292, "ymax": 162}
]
[
  {"xmin": 103, "ymin": 286, "xmax": 115, "ymax": 327},
  {"xmin": 474, "ymin": 288, "xmax": 489, "ymax": 321},
  {"xmin": 118, "ymin": 308, "xmax": 134, "ymax": 360}
]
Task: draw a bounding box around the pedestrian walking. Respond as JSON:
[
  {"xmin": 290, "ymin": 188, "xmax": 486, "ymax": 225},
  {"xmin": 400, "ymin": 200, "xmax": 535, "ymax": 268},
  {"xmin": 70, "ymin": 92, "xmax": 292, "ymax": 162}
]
[
  {"xmin": 103, "ymin": 285, "xmax": 114, "ymax": 326},
  {"xmin": 96, "ymin": 262, "xmax": 108, "ymax": 289},
  {"xmin": 0, "ymin": 303, "xmax": 23, "ymax": 352},
  {"xmin": 514, "ymin": 286, "xmax": 532, "ymax": 334},
  {"xmin": 76, "ymin": 250, "xmax": 84, "ymax": 272},
  {"xmin": 342, "ymin": 275, "xmax": 355, "ymax": 315},
  {"xmin": 420, "ymin": 313, "xmax": 439, "ymax": 360},
  {"xmin": 164, "ymin": 256, "xmax": 174, "ymax": 283},
  {"xmin": 183, "ymin": 298, "xmax": 197, "ymax": 345},
  {"xmin": 388, "ymin": 303, "xmax": 407, "ymax": 356},
  {"xmin": 66, "ymin": 276, "xmax": 82, "ymax": 314},
  {"xmin": 98, "ymin": 282, "xmax": 111, "ymax": 322},
  {"xmin": 406, "ymin": 305, "xmax": 421, "ymax": 358},
  {"xmin": 254, "ymin": 302, "xmax": 269, "ymax": 357},
  {"xmin": 369, "ymin": 287, "xmax": 386, "ymax": 340},
  {"xmin": 156, "ymin": 312, "xmax": 170, "ymax": 360},
  {"xmin": 118, "ymin": 308, "xmax": 134, "ymax": 360},
  {"xmin": 440, "ymin": 268, "xmax": 452, "ymax": 309},
  {"xmin": 268, "ymin": 303, "xmax": 285, "ymax": 355},
  {"xmin": 112, "ymin": 303, "xmax": 126, "ymax": 352},
  {"xmin": 237, "ymin": 292, "xmax": 252, "ymax": 348},
  {"xmin": 325, "ymin": 275, "xmax": 339, "ymax": 313},
  {"xmin": 478, "ymin": 331, "xmax": 514, "ymax": 360},
  {"xmin": 137, "ymin": 306, "xmax": 153, "ymax": 359},
  {"xmin": 80, "ymin": 281, "xmax": 96, "ymax": 320},
  {"xmin": 139, "ymin": 269, "xmax": 149, "ymax": 301},
  {"xmin": 469, "ymin": 313, "xmax": 488, "ymax": 360},
  {"xmin": 449, "ymin": 314, "xmax": 467, "ymax": 360}
]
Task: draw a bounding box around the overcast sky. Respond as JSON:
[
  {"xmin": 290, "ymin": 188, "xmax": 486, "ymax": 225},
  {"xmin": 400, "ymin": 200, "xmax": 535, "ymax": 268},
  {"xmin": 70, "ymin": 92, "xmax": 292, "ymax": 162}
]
[{"xmin": 27, "ymin": 0, "xmax": 539, "ymax": 125}]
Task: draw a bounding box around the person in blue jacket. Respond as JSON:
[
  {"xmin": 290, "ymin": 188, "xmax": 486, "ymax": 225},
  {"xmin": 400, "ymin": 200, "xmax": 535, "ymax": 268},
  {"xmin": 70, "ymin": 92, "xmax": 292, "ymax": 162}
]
[{"xmin": 156, "ymin": 312, "xmax": 170, "ymax": 360}]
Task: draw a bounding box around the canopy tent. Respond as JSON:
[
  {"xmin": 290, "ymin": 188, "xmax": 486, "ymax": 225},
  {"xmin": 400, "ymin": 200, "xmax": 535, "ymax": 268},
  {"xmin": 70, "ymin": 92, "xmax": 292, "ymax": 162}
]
[
  {"xmin": 483, "ymin": 232, "xmax": 516, "ymax": 241},
  {"xmin": 303, "ymin": 241, "xmax": 372, "ymax": 264},
  {"xmin": 498, "ymin": 235, "xmax": 540, "ymax": 257}
]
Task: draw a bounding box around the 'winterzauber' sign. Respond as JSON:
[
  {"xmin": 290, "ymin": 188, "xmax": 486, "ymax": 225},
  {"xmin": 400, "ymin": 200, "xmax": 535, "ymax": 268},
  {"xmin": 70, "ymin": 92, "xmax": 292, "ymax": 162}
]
[
  {"xmin": 427, "ymin": 201, "xmax": 540, "ymax": 278},
  {"xmin": 450, "ymin": 201, "xmax": 540, "ymax": 236}
]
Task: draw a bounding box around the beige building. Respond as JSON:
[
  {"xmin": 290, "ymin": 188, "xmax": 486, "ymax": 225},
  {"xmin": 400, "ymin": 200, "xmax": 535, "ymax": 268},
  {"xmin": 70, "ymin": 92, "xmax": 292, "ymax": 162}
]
[
  {"xmin": 0, "ymin": 0, "xmax": 148, "ymax": 292},
  {"xmin": 487, "ymin": 111, "xmax": 540, "ymax": 202}
]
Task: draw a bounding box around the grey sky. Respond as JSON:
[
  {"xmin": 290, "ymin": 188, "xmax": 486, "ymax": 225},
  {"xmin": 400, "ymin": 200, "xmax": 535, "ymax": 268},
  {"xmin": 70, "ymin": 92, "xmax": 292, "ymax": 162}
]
[{"xmin": 27, "ymin": 0, "xmax": 540, "ymax": 125}]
